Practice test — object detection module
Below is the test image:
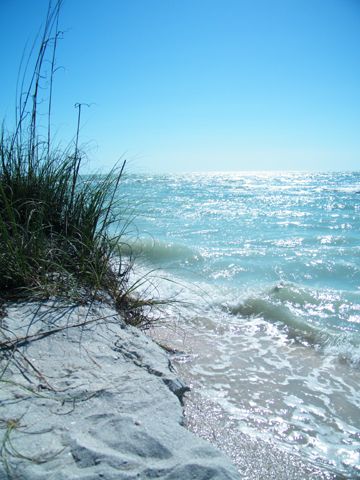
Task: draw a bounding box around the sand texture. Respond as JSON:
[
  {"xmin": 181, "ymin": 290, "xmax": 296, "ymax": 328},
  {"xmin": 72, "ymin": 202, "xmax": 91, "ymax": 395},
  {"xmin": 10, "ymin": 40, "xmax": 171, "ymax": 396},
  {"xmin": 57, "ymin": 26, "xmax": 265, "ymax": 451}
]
[{"xmin": 0, "ymin": 301, "xmax": 241, "ymax": 480}]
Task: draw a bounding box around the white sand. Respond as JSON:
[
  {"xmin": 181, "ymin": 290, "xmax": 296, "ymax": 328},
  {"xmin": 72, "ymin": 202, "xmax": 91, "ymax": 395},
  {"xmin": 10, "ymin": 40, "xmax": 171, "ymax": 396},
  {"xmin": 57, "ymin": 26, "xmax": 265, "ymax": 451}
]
[{"xmin": 0, "ymin": 300, "xmax": 240, "ymax": 479}]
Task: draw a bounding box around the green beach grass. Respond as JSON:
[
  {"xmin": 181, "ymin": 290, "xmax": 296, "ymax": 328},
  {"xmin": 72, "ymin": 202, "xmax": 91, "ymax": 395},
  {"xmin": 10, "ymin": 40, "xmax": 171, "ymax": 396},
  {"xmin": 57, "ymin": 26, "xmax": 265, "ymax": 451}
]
[{"xmin": 0, "ymin": 1, "xmax": 145, "ymax": 324}]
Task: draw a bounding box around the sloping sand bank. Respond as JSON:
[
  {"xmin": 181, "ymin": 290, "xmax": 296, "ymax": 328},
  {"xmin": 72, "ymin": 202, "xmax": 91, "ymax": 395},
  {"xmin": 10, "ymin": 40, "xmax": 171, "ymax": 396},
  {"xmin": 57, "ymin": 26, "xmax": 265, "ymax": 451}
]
[{"xmin": 0, "ymin": 301, "xmax": 240, "ymax": 479}]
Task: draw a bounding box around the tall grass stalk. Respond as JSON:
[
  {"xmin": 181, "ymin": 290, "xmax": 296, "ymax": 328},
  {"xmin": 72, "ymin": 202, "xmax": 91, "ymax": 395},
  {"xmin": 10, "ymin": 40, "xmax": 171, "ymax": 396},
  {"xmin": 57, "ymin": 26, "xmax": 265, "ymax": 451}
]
[{"xmin": 0, "ymin": 1, "xmax": 134, "ymax": 309}]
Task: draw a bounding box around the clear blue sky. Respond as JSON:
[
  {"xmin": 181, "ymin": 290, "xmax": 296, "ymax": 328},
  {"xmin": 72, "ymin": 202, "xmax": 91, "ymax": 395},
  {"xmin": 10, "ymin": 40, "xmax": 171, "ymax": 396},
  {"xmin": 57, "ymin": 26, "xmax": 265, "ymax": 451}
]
[{"xmin": 1, "ymin": 0, "xmax": 359, "ymax": 172}]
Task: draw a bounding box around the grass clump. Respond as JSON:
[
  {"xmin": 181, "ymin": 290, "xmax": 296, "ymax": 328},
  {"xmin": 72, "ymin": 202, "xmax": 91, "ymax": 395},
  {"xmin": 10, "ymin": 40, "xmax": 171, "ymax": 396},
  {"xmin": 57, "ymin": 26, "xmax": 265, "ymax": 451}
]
[
  {"xmin": 0, "ymin": 136, "xmax": 128, "ymax": 299},
  {"xmin": 0, "ymin": 1, "xmax": 135, "ymax": 311},
  {"xmin": 0, "ymin": 137, "xmax": 127, "ymax": 297}
]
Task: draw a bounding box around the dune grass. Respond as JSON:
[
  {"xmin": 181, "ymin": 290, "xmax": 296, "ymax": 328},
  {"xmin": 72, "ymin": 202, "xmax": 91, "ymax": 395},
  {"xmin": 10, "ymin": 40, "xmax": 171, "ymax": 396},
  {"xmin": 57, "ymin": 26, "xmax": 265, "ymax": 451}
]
[
  {"xmin": 0, "ymin": 143, "xmax": 128, "ymax": 297},
  {"xmin": 0, "ymin": 0, "xmax": 140, "ymax": 319}
]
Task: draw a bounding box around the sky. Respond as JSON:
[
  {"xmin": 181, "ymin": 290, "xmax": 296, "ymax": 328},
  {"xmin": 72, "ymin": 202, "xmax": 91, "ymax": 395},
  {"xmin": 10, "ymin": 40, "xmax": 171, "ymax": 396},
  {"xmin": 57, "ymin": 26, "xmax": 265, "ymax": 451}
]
[{"xmin": 0, "ymin": 0, "xmax": 359, "ymax": 173}]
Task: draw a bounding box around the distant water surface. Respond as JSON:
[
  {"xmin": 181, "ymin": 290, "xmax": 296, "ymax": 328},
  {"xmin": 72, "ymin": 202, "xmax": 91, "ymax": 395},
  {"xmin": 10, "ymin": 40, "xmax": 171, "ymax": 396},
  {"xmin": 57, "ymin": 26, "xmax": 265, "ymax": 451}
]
[{"xmin": 116, "ymin": 171, "xmax": 360, "ymax": 478}]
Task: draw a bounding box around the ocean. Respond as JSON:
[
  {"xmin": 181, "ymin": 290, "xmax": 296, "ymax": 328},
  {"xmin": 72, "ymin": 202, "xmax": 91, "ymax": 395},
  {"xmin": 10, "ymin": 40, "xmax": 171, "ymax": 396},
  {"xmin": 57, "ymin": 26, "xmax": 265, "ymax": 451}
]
[{"xmin": 117, "ymin": 171, "xmax": 360, "ymax": 478}]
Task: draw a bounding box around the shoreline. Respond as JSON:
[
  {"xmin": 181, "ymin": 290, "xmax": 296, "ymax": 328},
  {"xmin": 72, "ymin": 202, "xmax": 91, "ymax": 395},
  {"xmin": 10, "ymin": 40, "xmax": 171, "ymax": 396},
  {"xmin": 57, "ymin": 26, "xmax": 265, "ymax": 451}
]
[
  {"xmin": 149, "ymin": 322, "xmax": 345, "ymax": 480},
  {"xmin": 0, "ymin": 299, "xmax": 240, "ymax": 479}
]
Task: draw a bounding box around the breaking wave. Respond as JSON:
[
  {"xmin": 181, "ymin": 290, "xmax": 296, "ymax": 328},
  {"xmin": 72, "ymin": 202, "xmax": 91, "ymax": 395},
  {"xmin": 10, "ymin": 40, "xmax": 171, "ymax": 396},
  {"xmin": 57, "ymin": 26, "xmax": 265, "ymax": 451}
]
[
  {"xmin": 225, "ymin": 282, "xmax": 360, "ymax": 367},
  {"xmin": 120, "ymin": 237, "xmax": 202, "ymax": 265}
]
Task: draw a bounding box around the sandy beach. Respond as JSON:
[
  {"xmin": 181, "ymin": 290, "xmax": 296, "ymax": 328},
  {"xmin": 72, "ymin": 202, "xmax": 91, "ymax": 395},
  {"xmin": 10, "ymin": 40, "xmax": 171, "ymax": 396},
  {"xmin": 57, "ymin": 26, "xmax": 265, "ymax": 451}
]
[{"xmin": 0, "ymin": 300, "xmax": 240, "ymax": 479}]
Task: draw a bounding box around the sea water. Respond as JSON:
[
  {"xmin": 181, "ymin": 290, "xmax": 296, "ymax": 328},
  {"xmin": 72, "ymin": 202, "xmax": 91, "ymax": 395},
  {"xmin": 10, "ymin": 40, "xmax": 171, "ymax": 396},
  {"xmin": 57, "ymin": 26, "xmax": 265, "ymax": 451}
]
[{"xmin": 117, "ymin": 171, "xmax": 360, "ymax": 478}]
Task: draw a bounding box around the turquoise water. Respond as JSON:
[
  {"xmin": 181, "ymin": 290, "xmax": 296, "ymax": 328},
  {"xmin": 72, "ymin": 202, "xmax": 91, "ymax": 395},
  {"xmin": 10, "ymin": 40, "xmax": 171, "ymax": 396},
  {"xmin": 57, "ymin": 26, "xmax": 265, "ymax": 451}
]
[{"xmin": 118, "ymin": 171, "xmax": 360, "ymax": 477}]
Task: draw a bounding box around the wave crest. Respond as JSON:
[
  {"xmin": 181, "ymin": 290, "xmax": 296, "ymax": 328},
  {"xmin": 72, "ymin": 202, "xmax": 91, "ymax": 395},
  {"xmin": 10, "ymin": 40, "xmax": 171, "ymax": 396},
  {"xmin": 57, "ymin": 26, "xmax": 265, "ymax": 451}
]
[
  {"xmin": 225, "ymin": 283, "xmax": 360, "ymax": 367},
  {"xmin": 121, "ymin": 237, "xmax": 202, "ymax": 264}
]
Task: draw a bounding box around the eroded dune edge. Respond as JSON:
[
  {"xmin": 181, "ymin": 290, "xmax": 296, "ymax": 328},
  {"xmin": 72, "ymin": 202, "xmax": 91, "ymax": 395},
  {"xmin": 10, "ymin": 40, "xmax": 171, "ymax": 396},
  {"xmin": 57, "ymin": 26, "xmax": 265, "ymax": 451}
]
[{"xmin": 0, "ymin": 300, "xmax": 240, "ymax": 480}]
